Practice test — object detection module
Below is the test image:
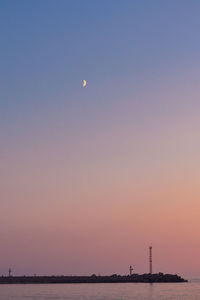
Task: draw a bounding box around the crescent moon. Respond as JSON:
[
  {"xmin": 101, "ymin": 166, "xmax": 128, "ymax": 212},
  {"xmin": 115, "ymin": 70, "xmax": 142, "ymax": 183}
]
[{"xmin": 82, "ymin": 80, "xmax": 87, "ymax": 87}]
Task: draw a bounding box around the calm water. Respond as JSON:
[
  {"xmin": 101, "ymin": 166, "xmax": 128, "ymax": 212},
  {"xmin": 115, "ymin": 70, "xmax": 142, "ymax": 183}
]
[{"xmin": 0, "ymin": 280, "xmax": 200, "ymax": 300}]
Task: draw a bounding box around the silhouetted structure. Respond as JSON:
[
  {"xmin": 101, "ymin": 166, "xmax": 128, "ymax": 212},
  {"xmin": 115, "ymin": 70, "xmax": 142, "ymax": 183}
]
[
  {"xmin": 0, "ymin": 273, "xmax": 187, "ymax": 284},
  {"xmin": 129, "ymin": 265, "xmax": 133, "ymax": 275},
  {"xmin": 149, "ymin": 246, "xmax": 152, "ymax": 274},
  {"xmin": 8, "ymin": 268, "xmax": 12, "ymax": 277}
]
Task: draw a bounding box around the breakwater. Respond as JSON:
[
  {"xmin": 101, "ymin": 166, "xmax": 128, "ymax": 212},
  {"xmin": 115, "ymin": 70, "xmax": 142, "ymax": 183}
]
[{"xmin": 0, "ymin": 273, "xmax": 187, "ymax": 284}]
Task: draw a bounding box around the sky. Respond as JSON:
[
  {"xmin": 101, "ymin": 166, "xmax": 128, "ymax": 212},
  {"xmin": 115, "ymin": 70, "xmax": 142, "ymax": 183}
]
[{"xmin": 1, "ymin": 0, "xmax": 200, "ymax": 277}]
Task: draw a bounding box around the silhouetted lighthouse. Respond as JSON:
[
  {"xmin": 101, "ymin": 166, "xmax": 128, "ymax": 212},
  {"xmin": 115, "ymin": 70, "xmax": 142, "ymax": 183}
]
[
  {"xmin": 129, "ymin": 265, "xmax": 133, "ymax": 275},
  {"xmin": 149, "ymin": 246, "xmax": 152, "ymax": 274},
  {"xmin": 8, "ymin": 268, "xmax": 12, "ymax": 277}
]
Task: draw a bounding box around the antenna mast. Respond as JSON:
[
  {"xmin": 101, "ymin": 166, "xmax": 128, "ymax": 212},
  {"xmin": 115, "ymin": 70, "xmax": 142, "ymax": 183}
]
[{"xmin": 149, "ymin": 246, "xmax": 152, "ymax": 274}]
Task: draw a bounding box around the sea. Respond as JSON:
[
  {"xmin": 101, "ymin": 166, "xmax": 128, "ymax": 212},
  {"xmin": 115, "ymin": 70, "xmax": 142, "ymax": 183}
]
[{"xmin": 0, "ymin": 279, "xmax": 200, "ymax": 300}]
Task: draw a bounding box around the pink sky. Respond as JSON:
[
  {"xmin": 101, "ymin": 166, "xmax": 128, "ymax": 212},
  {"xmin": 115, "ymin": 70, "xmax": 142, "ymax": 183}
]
[{"xmin": 1, "ymin": 74, "xmax": 200, "ymax": 277}]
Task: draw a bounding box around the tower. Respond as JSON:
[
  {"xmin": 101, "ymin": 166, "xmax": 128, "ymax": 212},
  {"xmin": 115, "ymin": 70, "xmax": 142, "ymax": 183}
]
[
  {"xmin": 129, "ymin": 265, "xmax": 133, "ymax": 275},
  {"xmin": 8, "ymin": 268, "xmax": 12, "ymax": 277},
  {"xmin": 149, "ymin": 246, "xmax": 152, "ymax": 274}
]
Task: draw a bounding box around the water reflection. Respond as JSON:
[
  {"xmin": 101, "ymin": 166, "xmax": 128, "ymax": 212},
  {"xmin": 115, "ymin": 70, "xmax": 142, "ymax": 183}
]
[
  {"xmin": 0, "ymin": 281, "xmax": 199, "ymax": 300},
  {"xmin": 148, "ymin": 283, "xmax": 154, "ymax": 300}
]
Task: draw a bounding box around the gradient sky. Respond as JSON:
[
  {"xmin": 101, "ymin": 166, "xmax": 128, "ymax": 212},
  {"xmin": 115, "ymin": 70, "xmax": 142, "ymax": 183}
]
[{"xmin": 1, "ymin": 0, "xmax": 200, "ymax": 277}]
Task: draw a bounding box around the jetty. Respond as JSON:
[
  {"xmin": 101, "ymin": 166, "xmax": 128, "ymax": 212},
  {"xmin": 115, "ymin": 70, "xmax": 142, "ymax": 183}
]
[{"xmin": 0, "ymin": 273, "xmax": 187, "ymax": 284}]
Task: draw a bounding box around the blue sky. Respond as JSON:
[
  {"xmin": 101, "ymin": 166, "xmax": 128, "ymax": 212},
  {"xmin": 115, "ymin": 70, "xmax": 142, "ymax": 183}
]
[{"xmin": 1, "ymin": 0, "xmax": 200, "ymax": 148}]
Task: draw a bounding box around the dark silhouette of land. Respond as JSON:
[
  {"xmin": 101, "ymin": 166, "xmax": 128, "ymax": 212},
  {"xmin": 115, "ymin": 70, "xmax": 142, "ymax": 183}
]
[{"xmin": 0, "ymin": 273, "xmax": 187, "ymax": 284}]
